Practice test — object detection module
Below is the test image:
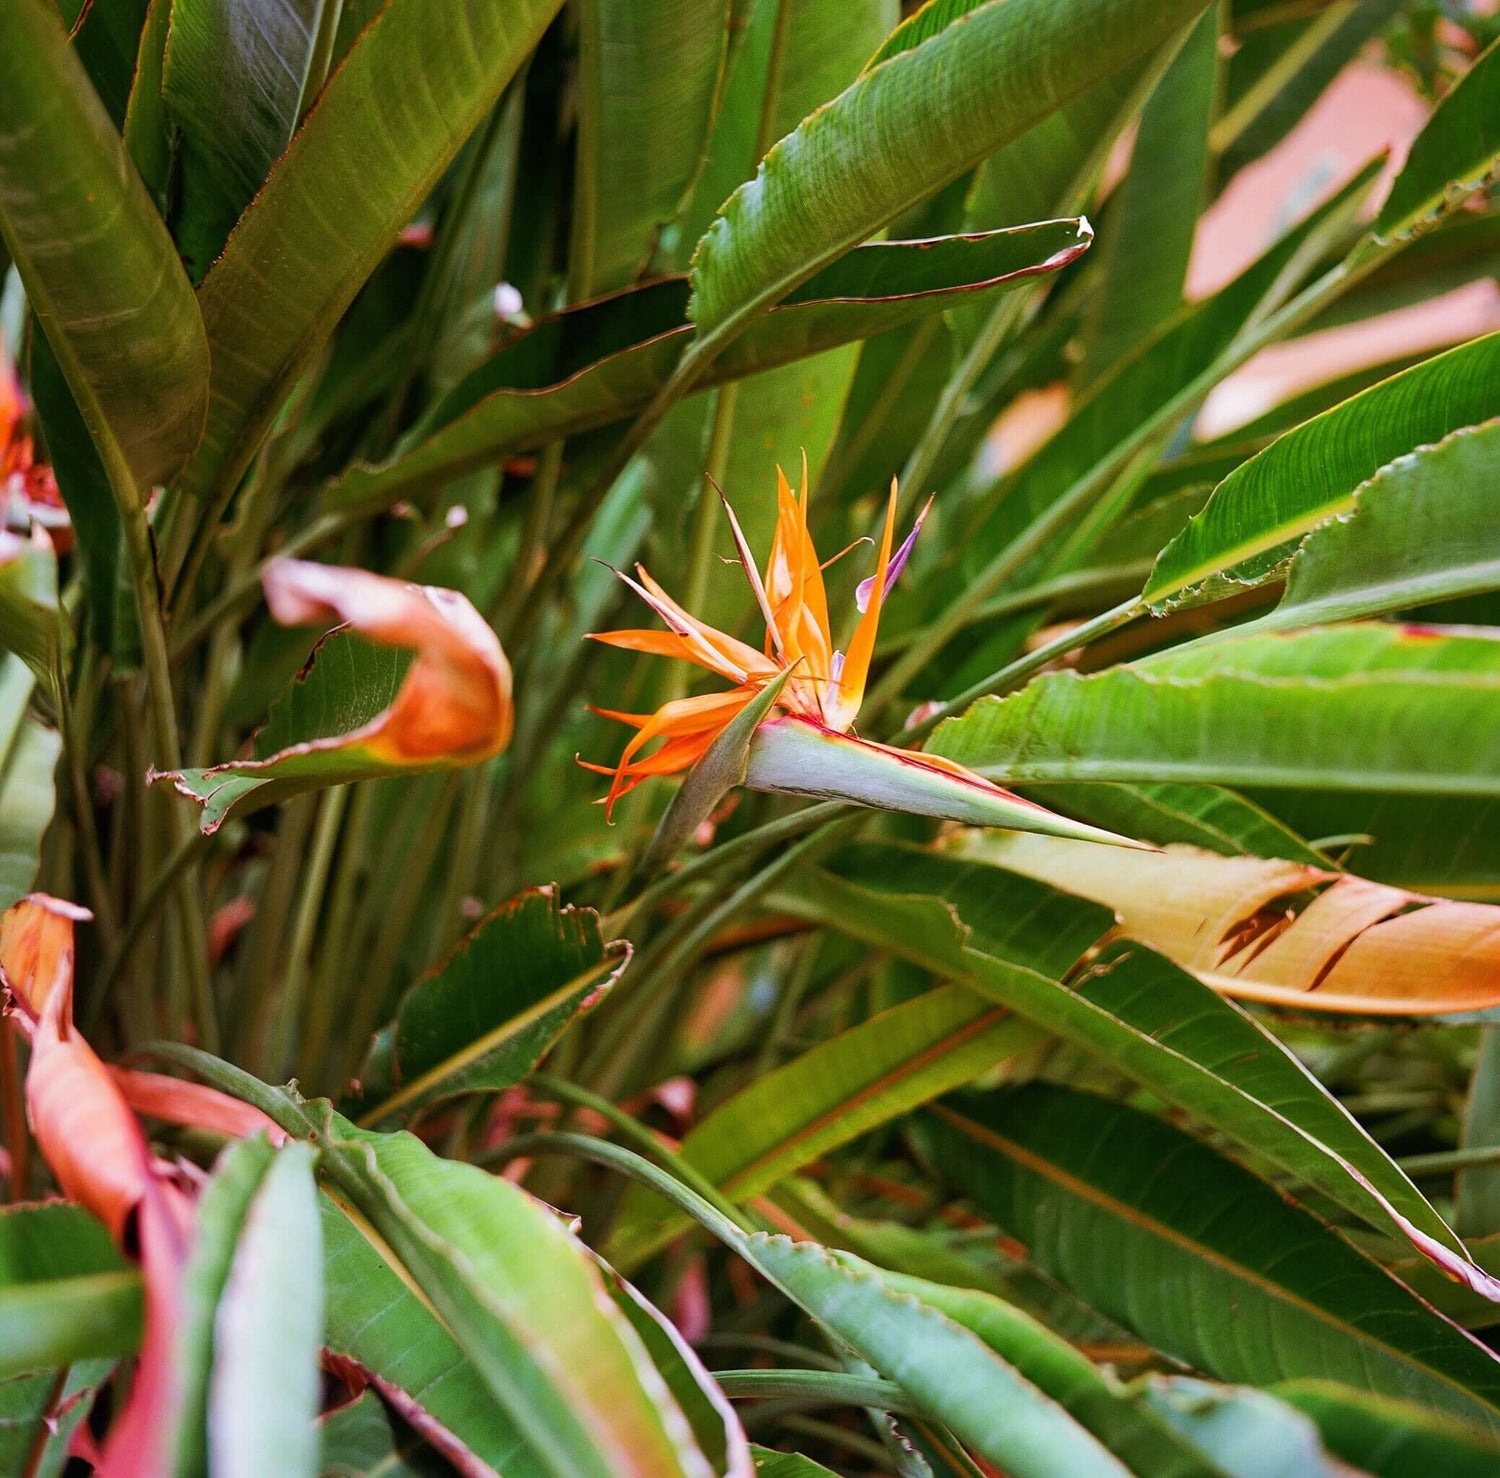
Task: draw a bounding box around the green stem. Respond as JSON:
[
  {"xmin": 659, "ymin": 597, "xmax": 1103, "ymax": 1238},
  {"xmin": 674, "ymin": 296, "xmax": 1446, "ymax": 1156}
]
[
  {"xmin": 270, "ymin": 785, "xmax": 349, "ymax": 1079},
  {"xmin": 712, "ymin": 1369, "xmax": 915, "ymax": 1415},
  {"xmin": 1398, "ymin": 1144, "xmax": 1500, "ymax": 1177}
]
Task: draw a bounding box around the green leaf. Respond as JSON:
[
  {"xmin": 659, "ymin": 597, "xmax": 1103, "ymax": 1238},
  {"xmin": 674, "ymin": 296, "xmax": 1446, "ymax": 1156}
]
[
  {"xmin": 325, "ymin": 221, "xmax": 1093, "ymax": 516},
  {"xmin": 320, "ymin": 1196, "xmax": 540, "ymax": 1475},
  {"xmin": 207, "ymin": 1142, "xmax": 324, "ymax": 1478},
  {"xmin": 742, "ymin": 1236, "xmax": 1135, "ymax": 1476},
  {"xmin": 931, "ymin": 160, "xmax": 1376, "ymax": 694},
  {"xmin": 315, "ymin": 1111, "xmax": 716, "ymax": 1478},
  {"xmin": 1138, "ymin": 1377, "xmax": 1336, "ymax": 1478},
  {"xmin": 608, "ymin": 985, "xmax": 1046, "ymax": 1268},
  {"xmin": 1373, "ymin": 36, "xmax": 1500, "ymax": 246},
  {"xmin": 0, "ymin": 660, "xmax": 61, "ymax": 914},
  {"xmin": 1274, "ymin": 1379, "xmax": 1500, "ymax": 1476},
  {"xmin": 0, "ymin": 0, "xmax": 209, "ymax": 491},
  {"xmin": 747, "ymin": 1449, "xmax": 840, "ymax": 1478},
  {"xmin": 687, "ymin": 0, "xmax": 1205, "ymax": 340},
  {"xmin": 0, "ymin": 1203, "xmax": 141, "ymax": 1377},
  {"xmin": 576, "ymin": 0, "xmax": 731, "ymax": 293},
  {"xmin": 918, "ymin": 1083, "xmax": 1500, "ymax": 1431},
  {"xmin": 929, "ymin": 623, "xmax": 1500, "ymax": 796},
  {"xmin": 1146, "ymin": 331, "xmax": 1500, "ymax": 609},
  {"xmin": 64, "ymin": 0, "xmax": 151, "ymax": 128},
  {"xmin": 744, "ymin": 715, "xmax": 1145, "ymax": 844},
  {"xmin": 874, "ymin": 1272, "xmax": 1228, "ymax": 1478},
  {"xmin": 0, "ymin": 530, "xmax": 60, "ymax": 681},
  {"xmin": 178, "ymin": 0, "xmax": 566, "ymax": 503},
  {"xmin": 1083, "ymin": 4, "xmax": 1219, "ymax": 378},
  {"xmin": 775, "ymin": 844, "xmax": 1486, "ymax": 1278},
  {"xmin": 1255, "ymin": 418, "xmax": 1500, "ymax": 631},
  {"xmin": 28, "ymin": 330, "xmax": 138, "ymax": 660},
  {"xmin": 163, "ymin": 0, "xmax": 326, "ymax": 280},
  {"xmin": 169, "ymin": 1134, "xmax": 277, "ymax": 1477},
  {"xmin": 351, "ymin": 887, "xmax": 627, "ymax": 1126}
]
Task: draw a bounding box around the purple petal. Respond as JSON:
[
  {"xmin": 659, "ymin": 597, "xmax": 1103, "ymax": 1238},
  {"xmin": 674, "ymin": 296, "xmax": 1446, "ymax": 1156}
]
[{"xmin": 855, "ymin": 494, "xmax": 934, "ymax": 613}]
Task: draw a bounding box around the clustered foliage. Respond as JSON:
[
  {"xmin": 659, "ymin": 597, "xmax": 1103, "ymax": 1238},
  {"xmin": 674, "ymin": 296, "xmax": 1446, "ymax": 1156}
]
[{"xmin": 0, "ymin": 0, "xmax": 1498, "ymax": 1474}]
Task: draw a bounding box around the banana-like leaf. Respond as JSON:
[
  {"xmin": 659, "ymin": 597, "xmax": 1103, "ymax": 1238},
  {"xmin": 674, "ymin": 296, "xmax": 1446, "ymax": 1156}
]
[
  {"xmin": 737, "ymin": 1235, "xmax": 1135, "ymax": 1476},
  {"xmin": 158, "ymin": 561, "xmax": 512, "ymax": 833},
  {"xmin": 1255, "ymin": 418, "xmax": 1500, "ymax": 631},
  {"xmin": 1146, "ymin": 331, "xmax": 1500, "ymax": 609},
  {"xmin": 918, "ymin": 1084, "xmax": 1500, "ymax": 1432},
  {"xmin": 770, "ymin": 845, "xmax": 1493, "ymax": 1292},
  {"xmin": 748, "ymin": 1451, "xmax": 839, "ymax": 1478},
  {"xmin": 0, "ymin": 0, "xmax": 209, "ymax": 492},
  {"xmin": 1372, "ymin": 36, "xmax": 1500, "ymax": 246},
  {"xmin": 928, "ymin": 624, "xmax": 1500, "ymax": 798},
  {"xmin": 170, "ymin": 1134, "xmax": 278, "ymax": 1478},
  {"xmin": 325, "ymin": 221, "xmax": 1093, "ymax": 515},
  {"xmin": 744, "ymin": 714, "xmax": 1146, "ymax": 845},
  {"xmin": 1083, "ymin": 4, "xmax": 1218, "ymax": 378},
  {"xmin": 314, "ymin": 1111, "xmax": 719, "ymax": 1478},
  {"xmin": 206, "ymin": 1144, "xmax": 323, "ymax": 1478},
  {"xmin": 163, "ymin": 0, "xmax": 326, "ymax": 279},
  {"xmin": 320, "ymin": 1196, "xmax": 540, "ymax": 1475},
  {"xmin": 576, "ymin": 0, "xmax": 731, "ymax": 293},
  {"xmin": 1274, "ymin": 1379, "xmax": 1500, "ymax": 1477},
  {"xmin": 608, "ymin": 987, "xmax": 1045, "ymax": 1268},
  {"xmin": 0, "ymin": 1203, "xmax": 140, "ymax": 1376},
  {"xmin": 976, "ymin": 834, "xmax": 1500, "ymax": 1017},
  {"xmin": 179, "ymin": 0, "xmax": 565, "ymax": 503},
  {"xmin": 351, "ymin": 887, "xmax": 627, "ymax": 1127},
  {"xmin": 1137, "ymin": 1377, "xmax": 1336, "ymax": 1478},
  {"xmin": 686, "ymin": 0, "xmax": 1203, "ymax": 338}
]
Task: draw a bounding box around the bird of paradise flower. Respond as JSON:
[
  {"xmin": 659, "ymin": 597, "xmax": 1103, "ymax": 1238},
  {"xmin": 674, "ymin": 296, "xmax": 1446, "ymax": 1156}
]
[{"xmin": 581, "ymin": 462, "xmax": 1142, "ymax": 851}]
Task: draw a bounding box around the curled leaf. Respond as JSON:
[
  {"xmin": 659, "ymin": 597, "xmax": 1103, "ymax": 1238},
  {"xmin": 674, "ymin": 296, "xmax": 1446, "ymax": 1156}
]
[
  {"xmin": 969, "ymin": 835, "xmax": 1500, "ymax": 1014},
  {"xmin": 158, "ymin": 560, "xmax": 512, "ymax": 833}
]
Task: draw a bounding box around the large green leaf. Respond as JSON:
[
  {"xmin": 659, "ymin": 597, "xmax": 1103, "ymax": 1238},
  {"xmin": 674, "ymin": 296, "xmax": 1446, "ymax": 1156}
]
[
  {"xmin": 206, "ymin": 1143, "xmax": 323, "ymax": 1478},
  {"xmin": 1254, "ymin": 418, "xmax": 1500, "ymax": 630},
  {"xmin": 0, "ymin": 0, "xmax": 209, "ymax": 490},
  {"xmin": 351, "ymin": 887, "xmax": 627, "ymax": 1126},
  {"xmin": 770, "ymin": 843, "xmax": 1487, "ymax": 1281},
  {"xmin": 178, "ymin": 0, "xmax": 566, "ymax": 503},
  {"xmin": 576, "ymin": 0, "xmax": 731, "ymax": 293},
  {"xmin": 608, "ymin": 986, "xmax": 1045, "ymax": 1267},
  {"xmin": 320, "ymin": 1197, "xmax": 540, "ymax": 1474},
  {"xmin": 324, "ymin": 221, "xmax": 1093, "ymax": 515},
  {"xmin": 163, "ymin": 0, "xmax": 326, "ymax": 279},
  {"xmin": 929, "ymin": 624, "xmax": 1500, "ymax": 796},
  {"xmin": 912, "ymin": 161, "xmax": 1376, "ymax": 696},
  {"xmin": 1372, "ymin": 36, "xmax": 1500, "ymax": 246},
  {"xmin": 170, "ymin": 1134, "xmax": 278, "ymax": 1478},
  {"xmin": 0, "ymin": 1203, "xmax": 140, "ymax": 1377},
  {"xmin": 740, "ymin": 1237, "xmax": 1134, "ymax": 1476},
  {"xmin": 875, "ymin": 1271, "xmax": 1227, "ymax": 1477},
  {"xmin": 687, "ymin": 0, "xmax": 1205, "ymax": 338},
  {"xmin": 0, "ymin": 659, "xmax": 60, "ymax": 913},
  {"xmin": 1146, "ymin": 331, "xmax": 1500, "ymax": 608},
  {"xmin": 1274, "ymin": 1379, "xmax": 1500, "ymax": 1476},
  {"xmin": 315, "ymin": 1112, "xmax": 715, "ymax": 1478},
  {"xmin": 1083, "ymin": 4, "xmax": 1218, "ymax": 378},
  {"xmin": 315, "ymin": 1389, "xmax": 451, "ymax": 1477},
  {"xmin": 918, "ymin": 1084, "xmax": 1500, "ymax": 1431}
]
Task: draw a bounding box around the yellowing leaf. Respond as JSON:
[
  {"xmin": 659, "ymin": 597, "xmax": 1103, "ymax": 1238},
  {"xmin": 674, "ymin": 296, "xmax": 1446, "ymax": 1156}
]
[
  {"xmin": 159, "ymin": 559, "xmax": 513, "ymax": 833},
  {"xmin": 962, "ymin": 835, "xmax": 1500, "ymax": 1015}
]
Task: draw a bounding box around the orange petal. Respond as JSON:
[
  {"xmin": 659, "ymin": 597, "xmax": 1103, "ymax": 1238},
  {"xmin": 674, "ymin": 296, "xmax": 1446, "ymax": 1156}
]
[
  {"xmin": 108, "ymin": 1067, "xmax": 287, "ymax": 1145},
  {"xmin": 823, "ymin": 479, "xmax": 897, "ymax": 731},
  {"xmin": 262, "ymin": 559, "xmax": 512, "ymax": 763}
]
